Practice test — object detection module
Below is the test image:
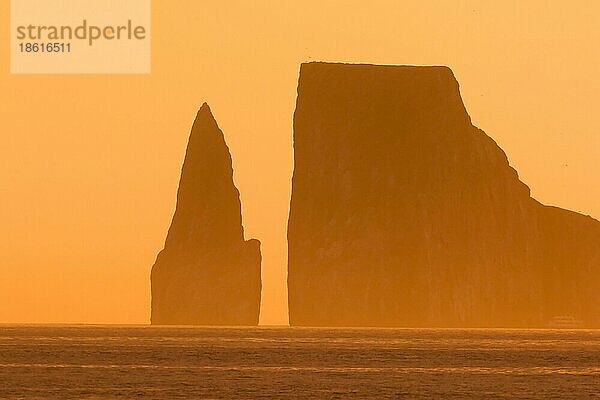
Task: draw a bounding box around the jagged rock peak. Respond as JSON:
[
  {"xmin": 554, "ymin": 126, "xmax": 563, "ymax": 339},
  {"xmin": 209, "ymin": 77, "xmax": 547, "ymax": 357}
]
[{"xmin": 151, "ymin": 103, "xmax": 261, "ymax": 326}]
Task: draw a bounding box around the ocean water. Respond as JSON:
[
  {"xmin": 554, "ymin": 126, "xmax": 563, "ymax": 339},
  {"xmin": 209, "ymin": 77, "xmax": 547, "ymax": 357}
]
[{"xmin": 1, "ymin": 326, "xmax": 599, "ymax": 399}]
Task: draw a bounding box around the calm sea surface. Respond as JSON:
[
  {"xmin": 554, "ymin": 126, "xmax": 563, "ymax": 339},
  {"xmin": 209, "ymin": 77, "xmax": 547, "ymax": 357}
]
[{"xmin": 1, "ymin": 325, "xmax": 599, "ymax": 399}]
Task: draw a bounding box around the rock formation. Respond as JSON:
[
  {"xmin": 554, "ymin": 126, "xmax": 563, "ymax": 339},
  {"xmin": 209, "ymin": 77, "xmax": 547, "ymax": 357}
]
[
  {"xmin": 288, "ymin": 62, "xmax": 600, "ymax": 327},
  {"xmin": 151, "ymin": 103, "xmax": 261, "ymax": 325}
]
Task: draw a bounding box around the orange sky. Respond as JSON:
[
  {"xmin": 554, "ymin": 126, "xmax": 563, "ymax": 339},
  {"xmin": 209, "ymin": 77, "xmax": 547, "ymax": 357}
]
[{"xmin": 1, "ymin": 1, "xmax": 598, "ymax": 324}]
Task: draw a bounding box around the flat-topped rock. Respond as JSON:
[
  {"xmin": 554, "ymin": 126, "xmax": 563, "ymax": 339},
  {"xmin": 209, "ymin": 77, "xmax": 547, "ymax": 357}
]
[{"xmin": 287, "ymin": 62, "xmax": 600, "ymax": 327}]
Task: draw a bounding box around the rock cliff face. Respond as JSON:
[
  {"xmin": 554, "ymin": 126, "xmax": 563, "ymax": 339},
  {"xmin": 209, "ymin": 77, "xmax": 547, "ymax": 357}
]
[
  {"xmin": 151, "ymin": 103, "xmax": 261, "ymax": 325},
  {"xmin": 288, "ymin": 62, "xmax": 600, "ymax": 327}
]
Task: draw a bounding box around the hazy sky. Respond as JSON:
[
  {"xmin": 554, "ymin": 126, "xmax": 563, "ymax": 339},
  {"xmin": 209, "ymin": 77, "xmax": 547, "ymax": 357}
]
[{"xmin": 1, "ymin": 0, "xmax": 598, "ymax": 324}]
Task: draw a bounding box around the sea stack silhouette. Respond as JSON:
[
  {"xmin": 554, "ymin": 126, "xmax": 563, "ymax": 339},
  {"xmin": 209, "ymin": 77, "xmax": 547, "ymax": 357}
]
[
  {"xmin": 151, "ymin": 103, "xmax": 261, "ymax": 325},
  {"xmin": 288, "ymin": 62, "xmax": 600, "ymax": 328}
]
